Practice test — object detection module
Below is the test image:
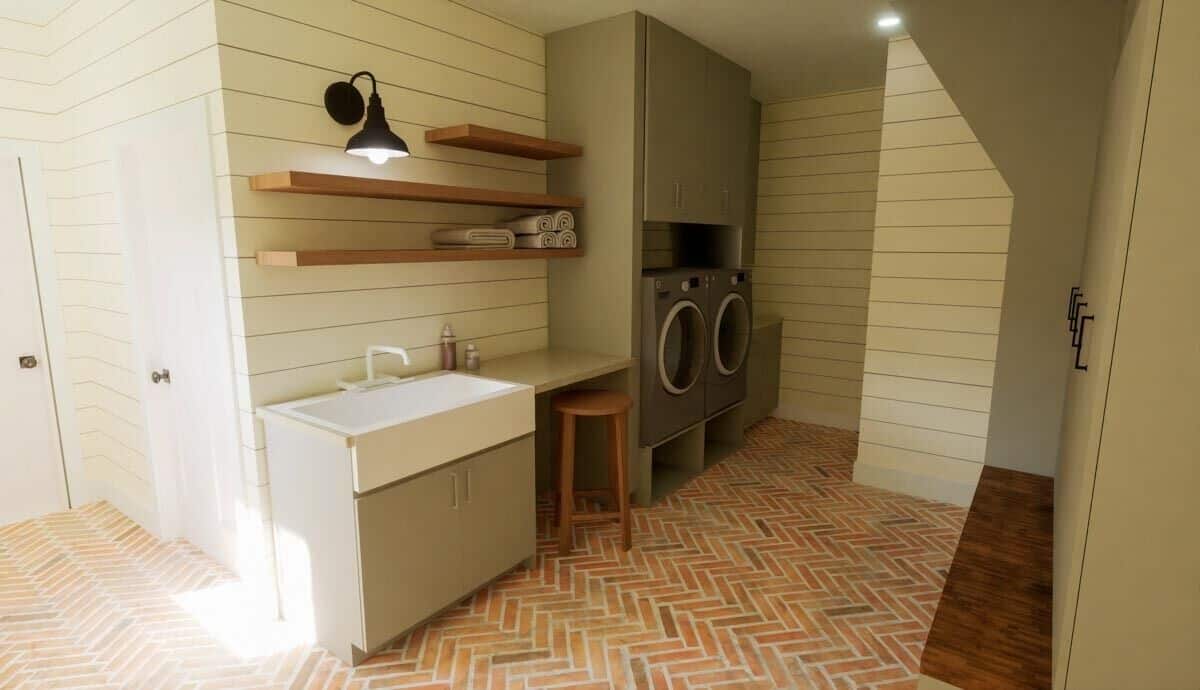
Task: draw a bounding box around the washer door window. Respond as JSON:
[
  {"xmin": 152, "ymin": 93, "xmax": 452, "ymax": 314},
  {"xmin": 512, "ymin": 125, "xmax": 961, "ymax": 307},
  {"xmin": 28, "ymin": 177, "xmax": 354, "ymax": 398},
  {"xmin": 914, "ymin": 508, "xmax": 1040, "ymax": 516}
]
[
  {"xmin": 658, "ymin": 300, "xmax": 706, "ymax": 395},
  {"xmin": 713, "ymin": 293, "xmax": 750, "ymax": 376}
]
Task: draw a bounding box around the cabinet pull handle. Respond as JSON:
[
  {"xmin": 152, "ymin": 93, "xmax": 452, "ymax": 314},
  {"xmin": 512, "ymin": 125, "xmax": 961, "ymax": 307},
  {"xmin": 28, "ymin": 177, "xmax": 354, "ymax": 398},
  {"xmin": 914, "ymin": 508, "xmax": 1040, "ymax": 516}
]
[
  {"xmin": 1068, "ymin": 290, "xmax": 1085, "ymax": 331},
  {"xmin": 1067, "ymin": 286, "xmax": 1081, "ymax": 321},
  {"xmin": 465, "ymin": 468, "xmax": 472, "ymax": 504},
  {"xmin": 722, "ymin": 188, "xmax": 729, "ymax": 213},
  {"xmin": 678, "ymin": 183, "xmax": 685, "ymax": 209},
  {"xmin": 672, "ymin": 182, "xmax": 680, "ymax": 208},
  {"xmin": 1073, "ymin": 314, "xmax": 1094, "ymax": 371},
  {"xmin": 450, "ymin": 472, "xmax": 458, "ymax": 509}
]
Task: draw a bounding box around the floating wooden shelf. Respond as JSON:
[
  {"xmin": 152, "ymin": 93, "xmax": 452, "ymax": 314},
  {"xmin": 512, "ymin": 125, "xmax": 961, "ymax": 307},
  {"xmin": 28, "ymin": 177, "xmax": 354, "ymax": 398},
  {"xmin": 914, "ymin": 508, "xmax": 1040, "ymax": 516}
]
[
  {"xmin": 249, "ymin": 171, "xmax": 584, "ymax": 209},
  {"xmin": 257, "ymin": 248, "xmax": 583, "ymax": 267},
  {"xmin": 425, "ymin": 124, "xmax": 582, "ymax": 160}
]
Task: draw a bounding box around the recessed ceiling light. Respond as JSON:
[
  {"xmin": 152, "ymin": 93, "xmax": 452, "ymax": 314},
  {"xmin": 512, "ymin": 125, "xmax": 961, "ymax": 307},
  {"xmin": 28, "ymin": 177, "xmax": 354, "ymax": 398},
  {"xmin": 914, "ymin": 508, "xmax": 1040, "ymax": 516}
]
[{"xmin": 877, "ymin": 15, "xmax": 902, "ymax": 29}]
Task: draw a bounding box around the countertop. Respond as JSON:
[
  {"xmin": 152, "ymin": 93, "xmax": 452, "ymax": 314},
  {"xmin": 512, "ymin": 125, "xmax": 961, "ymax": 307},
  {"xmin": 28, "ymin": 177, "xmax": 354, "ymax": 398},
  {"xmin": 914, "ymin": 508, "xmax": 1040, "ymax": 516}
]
[{"xmin": 474, "ymin": 348, "xmax": 634, "ymax": 394}]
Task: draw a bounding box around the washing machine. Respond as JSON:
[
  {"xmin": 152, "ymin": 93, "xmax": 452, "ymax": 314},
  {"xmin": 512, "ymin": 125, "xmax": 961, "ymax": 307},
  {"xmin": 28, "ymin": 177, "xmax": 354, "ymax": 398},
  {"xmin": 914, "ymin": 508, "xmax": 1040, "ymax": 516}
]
[
  {"xmin": 705, "ymin": 268, "xmax": 752, "ymax": 416},
  {"xmin": 640, "ymin": 268, "xmax": 709, "ymax": 446}
]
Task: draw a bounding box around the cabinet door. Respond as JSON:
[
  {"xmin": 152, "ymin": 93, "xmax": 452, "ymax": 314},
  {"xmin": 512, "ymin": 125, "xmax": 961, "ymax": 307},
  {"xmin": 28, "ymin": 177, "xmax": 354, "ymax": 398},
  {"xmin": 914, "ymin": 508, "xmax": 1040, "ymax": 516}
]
[
  {"xmin": 644, "ymin": 17, "xmax": 707, "ymax": 223},
  {"xmin": 702, "ymin": 51, "xmax": 751, "ymax": 226},
  {"xmin": 459, "ymin": 436, "xmax": 536, "ymax": 590},
  {"xmin": 356, "ymin": 462, "xmax": 464, "ymax": 651}
]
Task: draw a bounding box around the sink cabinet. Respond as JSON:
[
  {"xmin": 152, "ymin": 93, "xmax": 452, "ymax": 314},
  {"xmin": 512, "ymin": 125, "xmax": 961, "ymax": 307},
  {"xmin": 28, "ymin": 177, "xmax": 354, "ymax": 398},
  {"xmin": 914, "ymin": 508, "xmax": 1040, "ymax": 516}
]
[
  {"xmin": 264, "ymin": 412, "xmax": 535, "ymax": 665},
  {"xmin": 356, "ymin": 437, "xmax": 534, "ymax": 652}
]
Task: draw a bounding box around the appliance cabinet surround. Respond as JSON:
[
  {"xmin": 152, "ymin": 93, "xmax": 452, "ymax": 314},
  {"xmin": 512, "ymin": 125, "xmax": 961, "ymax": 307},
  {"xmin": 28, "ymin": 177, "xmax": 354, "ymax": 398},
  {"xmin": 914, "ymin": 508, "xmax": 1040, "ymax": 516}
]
[
  {"xmin": 265, "ymin": 422, "xmax": 535, "ymax": 665},
  {"xmin": 643, "ymin": 16, "xmax": 751, "ymax": 225}
]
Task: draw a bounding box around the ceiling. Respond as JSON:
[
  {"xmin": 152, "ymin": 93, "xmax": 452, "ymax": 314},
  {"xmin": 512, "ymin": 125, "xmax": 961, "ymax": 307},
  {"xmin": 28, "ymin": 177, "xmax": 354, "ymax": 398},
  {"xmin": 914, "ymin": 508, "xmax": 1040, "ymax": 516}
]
[
  {"xmin": 0, "ymin": 0, "xmax": 75, "ymax": 25},
  {"xmin": 461, "ymin": 0, "xmax": 899, "ymax": 102}
]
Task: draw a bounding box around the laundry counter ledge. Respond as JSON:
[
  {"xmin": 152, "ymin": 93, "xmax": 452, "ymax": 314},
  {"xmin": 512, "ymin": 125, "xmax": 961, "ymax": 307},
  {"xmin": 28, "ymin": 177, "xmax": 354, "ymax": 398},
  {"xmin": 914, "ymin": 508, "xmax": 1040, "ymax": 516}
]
[{"xmin": 472, "ymin": 348, "xmax": 633, "ymax": 394}]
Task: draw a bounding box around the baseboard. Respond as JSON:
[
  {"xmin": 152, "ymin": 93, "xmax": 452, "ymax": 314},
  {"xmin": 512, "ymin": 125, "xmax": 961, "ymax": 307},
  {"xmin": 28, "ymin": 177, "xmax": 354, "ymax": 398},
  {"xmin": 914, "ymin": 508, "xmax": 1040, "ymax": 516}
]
[
  {"xmin": 772, "ymin": 404, "xmax": 860, "ymax": 431},
  {"xmin": 853, "ymin": 451, "xmax": 982, "ymax": 507}
]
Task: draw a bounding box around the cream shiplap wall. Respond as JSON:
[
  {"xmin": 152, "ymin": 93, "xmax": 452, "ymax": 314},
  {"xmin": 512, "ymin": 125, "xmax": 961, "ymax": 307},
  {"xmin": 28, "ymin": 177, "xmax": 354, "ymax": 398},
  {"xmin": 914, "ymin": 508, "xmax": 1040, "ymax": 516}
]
[
  {"xmin": 852, "ymin": 36, "xmax": 1012, "ymax": 507},
  {"xmin": 212, "ymin": 0, "xmax": 551, "ymax": 563},
  {"xmin": 753, "ymin": 87, "xmax": 883, "ymax": 430},
  {"xmin": 0, "ymin": 0, "xmax": 222, "ymax": 526}
]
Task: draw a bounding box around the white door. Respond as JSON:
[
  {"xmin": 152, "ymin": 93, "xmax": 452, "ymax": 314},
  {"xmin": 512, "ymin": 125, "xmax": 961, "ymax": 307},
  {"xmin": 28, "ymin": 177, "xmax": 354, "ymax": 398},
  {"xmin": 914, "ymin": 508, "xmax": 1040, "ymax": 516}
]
[
  {"xmin": 0, "ymin": 156, "xmax": 67, "ymax": 525},
  {"xmin": 113, "ymin": 100, "xmax": 242, "ymax": 571}
]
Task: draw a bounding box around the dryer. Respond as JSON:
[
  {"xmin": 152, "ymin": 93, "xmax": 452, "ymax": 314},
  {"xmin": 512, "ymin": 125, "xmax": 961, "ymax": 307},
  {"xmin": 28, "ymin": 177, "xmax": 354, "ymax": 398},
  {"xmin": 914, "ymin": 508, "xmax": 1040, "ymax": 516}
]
[
  {"xmin": 705, "ymin": 268, "xmax": 752, "ymax": 416},
  {"xmin": 640, "ymin": 268, "xmax": 708, "ymax": 446}
]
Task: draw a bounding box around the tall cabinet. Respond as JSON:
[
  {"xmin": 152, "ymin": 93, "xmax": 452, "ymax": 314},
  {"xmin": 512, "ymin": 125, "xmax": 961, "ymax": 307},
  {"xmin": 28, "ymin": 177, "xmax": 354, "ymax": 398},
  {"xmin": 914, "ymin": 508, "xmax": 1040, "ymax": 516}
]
[
  {"xmin": 1054, "ymin": 1, "xmax": 1200, "ymax": 687},
  {"xmin": 546, "ymin": 13, "xmax": 755, "ymax": 503}
]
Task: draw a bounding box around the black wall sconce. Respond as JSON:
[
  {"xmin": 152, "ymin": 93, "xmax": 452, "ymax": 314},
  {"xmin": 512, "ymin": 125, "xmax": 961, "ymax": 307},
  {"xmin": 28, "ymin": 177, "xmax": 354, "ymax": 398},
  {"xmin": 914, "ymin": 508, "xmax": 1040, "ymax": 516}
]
[{"xmin": 324, "ymin": 71, "xmax": 410, "ymax": 165}]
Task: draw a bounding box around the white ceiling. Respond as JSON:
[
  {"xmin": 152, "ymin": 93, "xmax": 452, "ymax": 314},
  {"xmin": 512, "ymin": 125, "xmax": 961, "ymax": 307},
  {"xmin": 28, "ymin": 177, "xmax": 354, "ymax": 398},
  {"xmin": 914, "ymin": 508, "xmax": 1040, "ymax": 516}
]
[
  {"xmin": 0, "ymin": 0, "xmax": 75, "ymax": 25},
  {"xmin": 461, "ymin": 0, "xmax": 899, "ymax": 102}
]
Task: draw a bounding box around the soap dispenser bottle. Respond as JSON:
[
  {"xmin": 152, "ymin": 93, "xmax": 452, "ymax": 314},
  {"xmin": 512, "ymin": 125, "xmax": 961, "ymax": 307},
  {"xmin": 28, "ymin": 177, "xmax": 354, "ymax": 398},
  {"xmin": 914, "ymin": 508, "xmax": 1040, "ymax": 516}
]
[{"xmin": 440, "ymin": 324, "xmax": 457, "ymax": 370}]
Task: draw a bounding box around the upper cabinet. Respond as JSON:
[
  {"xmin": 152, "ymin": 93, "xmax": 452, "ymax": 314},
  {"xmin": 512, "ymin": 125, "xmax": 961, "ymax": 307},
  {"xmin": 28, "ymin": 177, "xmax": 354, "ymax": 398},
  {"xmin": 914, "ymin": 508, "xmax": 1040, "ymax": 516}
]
[
  {"xmin": 644, "ymin": 18, "xmax": 708, "ymax": 223},
  {"xmin": 704, "ymin": 51, "xmax": 752, "ymax": 225},
  {"xmin": 643, "ymin": 17, "xmax": 751, "ymax": 226}
]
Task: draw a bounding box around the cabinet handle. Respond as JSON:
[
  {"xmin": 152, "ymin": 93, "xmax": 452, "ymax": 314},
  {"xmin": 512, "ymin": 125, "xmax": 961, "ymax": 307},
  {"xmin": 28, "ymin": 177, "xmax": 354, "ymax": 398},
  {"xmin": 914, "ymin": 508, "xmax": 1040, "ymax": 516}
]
[
  {"xmin": 1070, "ymin": 302, "xmax": 1087, "ymax": 335},
  {"xmin": 722, "ymin": 188, "xmax": 729, "ymax": 213},
  {"xmin": 672, "ymin": 182, "xmax": 680, "ymax": 208},
  {"xmin": 1068, "ymin": 290, "xmax": 1086, "ymax": 332},
  {"xmin": 1067, "ymin": 286, "xmax": 1081, "ymax": 321},
  {"xmin": 465, "ymin": 468, "xmax": 472, "ymax": 504},
  {"xmin": 1073, "ymin": 313, "xmax": 1094, "ymax": 371},
  {"xmin": 450, "ymin": 472, "xmax": 458, "ymax": 509}
]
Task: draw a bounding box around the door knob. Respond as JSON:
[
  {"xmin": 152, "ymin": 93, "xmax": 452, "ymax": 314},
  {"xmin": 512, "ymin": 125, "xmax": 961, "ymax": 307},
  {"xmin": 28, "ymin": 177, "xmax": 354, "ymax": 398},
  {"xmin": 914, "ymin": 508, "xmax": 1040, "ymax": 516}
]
[
  {"xmin": 17, "ymin": 355, "xmax": 37, "ymax": 369},
  {"xmin": 151, "ymin": 368, "xmax": 171, "ymax": 384}
]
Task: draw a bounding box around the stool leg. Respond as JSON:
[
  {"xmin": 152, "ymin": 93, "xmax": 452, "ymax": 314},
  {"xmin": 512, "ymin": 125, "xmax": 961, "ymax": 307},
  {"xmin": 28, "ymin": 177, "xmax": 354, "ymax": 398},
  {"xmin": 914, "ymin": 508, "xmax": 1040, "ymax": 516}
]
[
  {"xmin": 610, "ymin": 410, "xmax": 631, "ymax": 551},
  {"xmin": 557, "ymin": 412, "xmax": 577, "ymax": 556}
]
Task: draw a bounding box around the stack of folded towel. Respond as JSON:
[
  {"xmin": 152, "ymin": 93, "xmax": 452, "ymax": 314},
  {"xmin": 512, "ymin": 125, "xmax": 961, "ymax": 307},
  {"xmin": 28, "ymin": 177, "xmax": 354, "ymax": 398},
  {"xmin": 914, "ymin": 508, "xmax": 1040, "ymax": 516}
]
[
  {"xmin": 431, "ymin": 227, "xmax": 515, "ymax": 250},
  {"xmin": 504, "ymin": 210, "xmax": 577, "ymax": 249}
]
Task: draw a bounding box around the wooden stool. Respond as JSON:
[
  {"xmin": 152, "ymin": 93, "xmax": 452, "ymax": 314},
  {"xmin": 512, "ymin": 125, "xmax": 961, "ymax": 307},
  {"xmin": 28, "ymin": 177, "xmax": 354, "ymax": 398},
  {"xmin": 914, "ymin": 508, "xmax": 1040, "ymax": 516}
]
[{"xmin": 552, "ymin": 389, "xmax": 633, "ymax": 555}]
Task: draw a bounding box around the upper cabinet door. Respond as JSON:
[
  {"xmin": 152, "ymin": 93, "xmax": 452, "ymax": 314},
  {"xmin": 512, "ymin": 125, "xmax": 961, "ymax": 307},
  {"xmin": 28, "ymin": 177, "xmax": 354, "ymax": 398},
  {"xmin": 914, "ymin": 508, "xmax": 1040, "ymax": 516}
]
[
  {"xmin": 702, "ymin": 51, "xmax": 752, "ymax": 226},
  {"xmin": 644, "ymin": 17, "xmax": 707, "ymax": 223}
]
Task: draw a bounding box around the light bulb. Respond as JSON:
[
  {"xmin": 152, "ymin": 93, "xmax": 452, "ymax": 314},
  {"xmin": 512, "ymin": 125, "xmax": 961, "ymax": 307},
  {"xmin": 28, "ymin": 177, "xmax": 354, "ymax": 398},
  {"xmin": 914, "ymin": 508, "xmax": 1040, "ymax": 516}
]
[
  {"xmin": 367, "ymin": 150, "xmax": 389, "ymax": 165},
  {"xmin": 877, "ymin": 15, "xmax": 901, "ymax": 28}
]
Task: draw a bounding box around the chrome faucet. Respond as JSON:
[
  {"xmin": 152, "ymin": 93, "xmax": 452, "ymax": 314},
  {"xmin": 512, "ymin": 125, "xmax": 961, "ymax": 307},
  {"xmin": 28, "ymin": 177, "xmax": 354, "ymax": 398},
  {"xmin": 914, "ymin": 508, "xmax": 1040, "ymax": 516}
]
[{"xmin": 337, "ymin": 345, "xmax": 411, "ymax": 391}]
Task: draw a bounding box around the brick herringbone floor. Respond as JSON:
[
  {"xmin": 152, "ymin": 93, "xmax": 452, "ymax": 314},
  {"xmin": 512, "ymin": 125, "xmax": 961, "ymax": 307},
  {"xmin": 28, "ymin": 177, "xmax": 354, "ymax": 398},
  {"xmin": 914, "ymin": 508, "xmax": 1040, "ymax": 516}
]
[{"xmin": 0, "ymin": 419, "xmax": 966, "ymax": 689}]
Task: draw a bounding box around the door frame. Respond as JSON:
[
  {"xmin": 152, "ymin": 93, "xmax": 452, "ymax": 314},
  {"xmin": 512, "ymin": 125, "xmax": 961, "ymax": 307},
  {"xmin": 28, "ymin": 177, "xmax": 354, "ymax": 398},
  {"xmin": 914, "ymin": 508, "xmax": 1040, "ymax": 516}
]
[{"xmin": 0, "ymin": 139, "xmax": 89, "ymax": 509}]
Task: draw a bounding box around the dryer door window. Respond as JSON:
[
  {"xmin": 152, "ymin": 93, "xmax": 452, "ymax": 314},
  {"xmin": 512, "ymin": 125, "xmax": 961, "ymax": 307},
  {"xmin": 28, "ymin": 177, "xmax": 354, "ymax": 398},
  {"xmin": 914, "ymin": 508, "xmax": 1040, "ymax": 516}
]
[
  {"xmin": 714, "ymin": 293, "xmax": 750, "ymax": 376},
  {"xmin": 658, "ymin": 300, "xmax": 706, "ymax": 395}
]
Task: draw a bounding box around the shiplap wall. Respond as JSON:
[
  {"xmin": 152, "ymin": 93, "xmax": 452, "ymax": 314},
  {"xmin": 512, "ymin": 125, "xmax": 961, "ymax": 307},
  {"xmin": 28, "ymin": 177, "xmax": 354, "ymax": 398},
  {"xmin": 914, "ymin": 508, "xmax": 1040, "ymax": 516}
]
[
  {"xmin": 752, "ymin": 87, "xmax": 883, "ymax": 430},
  {"xmin": 852, "ymin": 36, "xmax": 1013, "ymax": 507},
  {"xmin": 0, "ymin": 0, "xmax": 222, "ymax": 526},
  {"xmin": 212, "ymin": 0, "xmax": 551, "ymax": 566}
]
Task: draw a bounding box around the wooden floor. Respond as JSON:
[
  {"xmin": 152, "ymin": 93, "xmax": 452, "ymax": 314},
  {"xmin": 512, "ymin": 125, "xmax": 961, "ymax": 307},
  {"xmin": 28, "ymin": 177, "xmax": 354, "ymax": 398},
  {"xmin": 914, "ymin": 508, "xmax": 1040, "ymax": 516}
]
[{"xmin": 920, "ymin": 466, "xmax": 1054, "ymax": 689}]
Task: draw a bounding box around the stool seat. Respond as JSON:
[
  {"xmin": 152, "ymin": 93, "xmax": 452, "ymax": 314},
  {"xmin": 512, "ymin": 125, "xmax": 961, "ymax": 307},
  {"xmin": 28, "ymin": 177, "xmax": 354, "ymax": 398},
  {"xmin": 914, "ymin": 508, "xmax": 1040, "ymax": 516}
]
[
  {"xmin": 552, "ymin": 390, "xmax": 632, "ymax": 417},
  {"xmin": 551, "ymin": 388, "xmax": 632, "ymax": 555}
]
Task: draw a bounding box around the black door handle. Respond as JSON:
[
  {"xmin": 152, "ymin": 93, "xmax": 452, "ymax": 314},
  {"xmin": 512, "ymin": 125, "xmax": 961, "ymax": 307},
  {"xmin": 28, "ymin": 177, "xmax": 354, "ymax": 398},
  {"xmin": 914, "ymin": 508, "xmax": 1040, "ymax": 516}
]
[{"xmin": 1073, "ymin": 314, "xmax": 1094, "ymax": 371}]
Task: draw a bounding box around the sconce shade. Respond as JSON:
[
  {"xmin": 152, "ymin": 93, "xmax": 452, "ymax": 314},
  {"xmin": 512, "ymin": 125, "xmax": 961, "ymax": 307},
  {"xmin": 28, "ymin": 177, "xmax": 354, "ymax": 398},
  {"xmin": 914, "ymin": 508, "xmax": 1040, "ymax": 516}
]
[
  {"xmin": 324, "ymin": 71, "xmax": 410, "ymax": 165},
  {"xmin": 345, "ymin": 92, "xmax": 410, "ymax": 164}
]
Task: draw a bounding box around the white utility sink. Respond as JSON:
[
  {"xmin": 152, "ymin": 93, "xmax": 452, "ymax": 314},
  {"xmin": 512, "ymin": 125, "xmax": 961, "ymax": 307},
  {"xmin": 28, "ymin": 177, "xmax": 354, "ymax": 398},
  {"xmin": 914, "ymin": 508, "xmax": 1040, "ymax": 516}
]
[{"xmin": 260, "ymin": 371, "xmax": 534, "ymax": 492}]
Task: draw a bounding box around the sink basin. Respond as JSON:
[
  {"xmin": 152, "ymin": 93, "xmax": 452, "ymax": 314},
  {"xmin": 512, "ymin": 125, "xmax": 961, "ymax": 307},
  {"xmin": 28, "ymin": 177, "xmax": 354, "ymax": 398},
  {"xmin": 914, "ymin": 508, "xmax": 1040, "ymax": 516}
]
[{"xmin": 260, "ymin": 371, "xmax": 534, "ymax": 492}]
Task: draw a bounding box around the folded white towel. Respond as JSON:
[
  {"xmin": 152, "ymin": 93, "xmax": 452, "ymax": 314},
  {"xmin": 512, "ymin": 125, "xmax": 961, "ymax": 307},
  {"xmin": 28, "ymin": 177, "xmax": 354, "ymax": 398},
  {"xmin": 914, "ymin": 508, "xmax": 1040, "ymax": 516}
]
[
  {"xmin": 505, "ymin": 214, "xmax": 553, "ymax": 234},
  {"xmin": 551, "ymin": 210, "xmax": 575, "ymax": 231},
  {"xmin": 431, "ymin": 228, "xmax": 515, "ymax": 249},
  {"xmin": 514, "ymin": 232, "xmax": 559, "ymax": 249},
  {"xmin": 557, "ymin": 229, "xmax": 577, "ymax": 249}
]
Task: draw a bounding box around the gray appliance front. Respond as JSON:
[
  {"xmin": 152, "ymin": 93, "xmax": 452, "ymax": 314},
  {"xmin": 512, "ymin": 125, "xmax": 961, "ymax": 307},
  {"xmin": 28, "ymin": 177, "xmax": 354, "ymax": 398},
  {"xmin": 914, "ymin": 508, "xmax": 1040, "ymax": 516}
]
[
  {"xmin": 705, "ymin": 268, "xmax": 752, "ymax": 416},
  {"xmin": 640, "ymin": 269, "xmax": 708, "ymax": 446}
]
